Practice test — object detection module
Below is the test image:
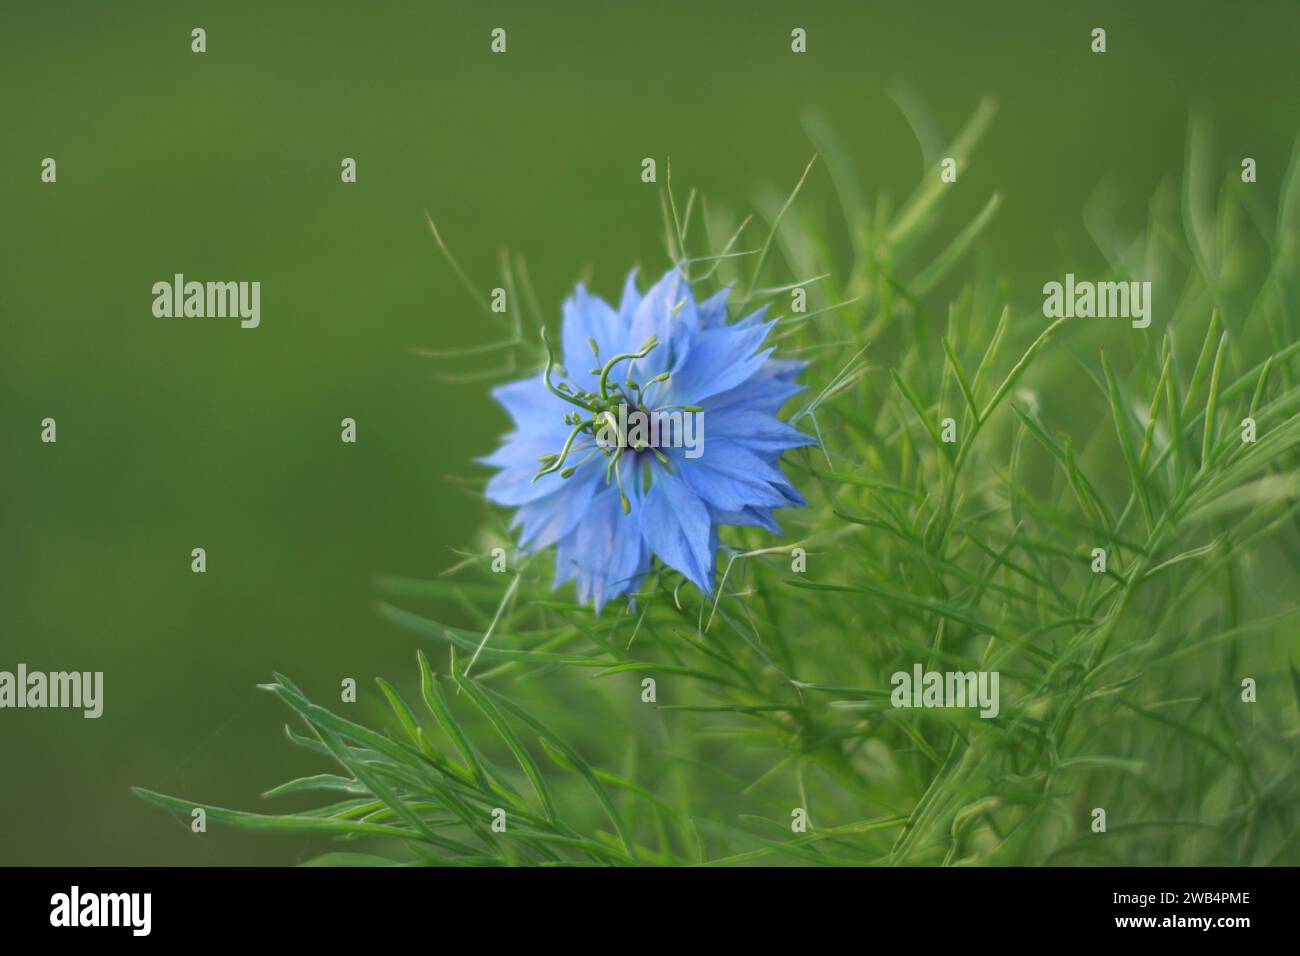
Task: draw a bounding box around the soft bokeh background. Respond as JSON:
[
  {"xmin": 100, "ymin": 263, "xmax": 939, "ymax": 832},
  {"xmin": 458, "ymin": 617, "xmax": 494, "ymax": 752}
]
[{"xmin": 1, "ymin": 0, "xmax": 1297, "ymax": 864}]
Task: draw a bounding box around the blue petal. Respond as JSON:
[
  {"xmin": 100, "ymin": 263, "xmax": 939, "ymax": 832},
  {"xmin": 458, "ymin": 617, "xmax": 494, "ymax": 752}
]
[
  {"xmin": 696, "ymin": 439, "xmax": 798, "ymax": 497},
  {"xmin": 681, "ymin": 453, "xmax": 790, "ymax": 511},
  {"xmin": 477, "ymin": 427, "xmax": 582, "ymax": 469},
  {"xmin": 486, "ymin": 465, "xmax": 568, "ymax": 507},
  {"xmin": 707, "ymin": 504, "xmax": 783, "ymax": 534},
  {"xmin": 618, "ymin": 269, "xmax": 642, "ymax": 321},
  {"xmin": 511, "ymin": 467, "xmax": 604, "ymax": 550},
  {"xmin": 490, "ymin": 377, "xmax": 576, "ymax": 432},
  {"xmin": 697, "ymin": 287, "xmax": 731, "ymax": 328},
  {"xmin": 764, "ymin": 357, "xmax": 808, "ymax": 381},
  {"xmin": 561, "ymin": 286, "xmax": 622, "ymax": 392},
  {"xmin": 638, "ymin": 470, "xmax": 714, "ymax": 594},
  {"xmin": 665, "ymin": 320, "xmax": 777, "ymax": 403},
  {"xmin": 572, "ymin": 486, "xmax": 650, "ymax": 614},
  {"xmin": 703, "ymin": 376, "xmax": 805, "ymax": 416},
  {"xmin": 702, "ymin": 407, "xmax": 817, "ymax": 452},
  {"xmin": 629, "ymin": 269, "xmax": 697, "ymax": 379},
  {"xmin": 772, "ymin": 478, "xmax": 809, "ymax": 508}
]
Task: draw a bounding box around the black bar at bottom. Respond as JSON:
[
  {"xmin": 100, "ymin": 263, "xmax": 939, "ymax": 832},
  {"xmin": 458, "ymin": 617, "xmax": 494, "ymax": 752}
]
[{"xmin": 0, "ymin": 865, "xmax": 1281, "ymax": 941}]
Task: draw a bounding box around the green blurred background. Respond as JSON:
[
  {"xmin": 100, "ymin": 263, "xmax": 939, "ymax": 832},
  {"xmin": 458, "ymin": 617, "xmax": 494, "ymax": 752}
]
[{"xmin": 2, "ymin": 0, "xmax": 1297, "ymax": 864}]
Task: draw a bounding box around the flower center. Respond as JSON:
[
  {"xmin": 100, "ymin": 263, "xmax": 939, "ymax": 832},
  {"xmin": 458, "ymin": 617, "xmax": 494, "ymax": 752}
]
[{"xmin": 532, "ymin": 329, "xmax": 701, "ymax": 513}]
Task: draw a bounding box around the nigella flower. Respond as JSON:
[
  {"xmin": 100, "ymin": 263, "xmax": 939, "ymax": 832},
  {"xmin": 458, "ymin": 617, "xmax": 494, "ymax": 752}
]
[{"xmin": 482, "ymin": 267, "xmax": 815, "ymax": 612}]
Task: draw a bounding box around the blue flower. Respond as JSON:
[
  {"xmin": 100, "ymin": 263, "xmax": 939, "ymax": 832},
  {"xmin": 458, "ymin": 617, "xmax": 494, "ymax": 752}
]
[{"xmin": 482, "ymin": 267, "xmax": 815, "ymax": 612}]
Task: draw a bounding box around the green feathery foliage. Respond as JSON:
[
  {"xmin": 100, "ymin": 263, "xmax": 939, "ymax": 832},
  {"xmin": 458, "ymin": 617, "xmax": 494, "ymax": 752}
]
[{"xmin": 137, "ymin": 99, "xmax": 1300, "ymax": 866}]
